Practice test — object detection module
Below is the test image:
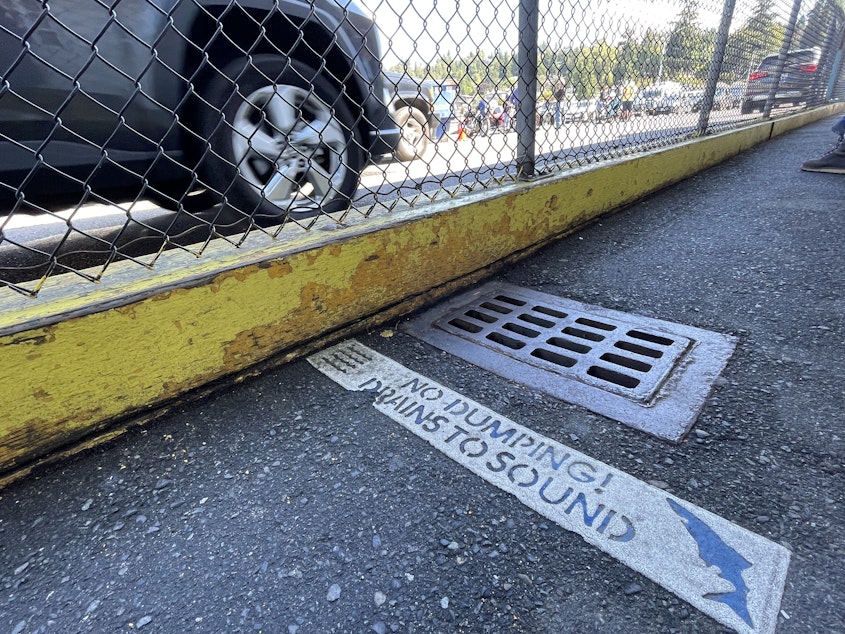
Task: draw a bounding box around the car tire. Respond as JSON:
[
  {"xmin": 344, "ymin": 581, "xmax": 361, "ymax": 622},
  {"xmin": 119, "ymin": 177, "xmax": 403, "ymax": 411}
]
[
  {"xmin": 394, "ymin": 106, "xmax": 429, "ymax": 162},
  {"xmin": 193, "ymin": 54, "xmax": 364, "ymax": 219},
  {"xmin": 740, "ymin": 100, "xmax": 754, "ymax": 115},
  {"xmin": 145, "ymin": 184, "xmax": 221, "ymax": 213}
]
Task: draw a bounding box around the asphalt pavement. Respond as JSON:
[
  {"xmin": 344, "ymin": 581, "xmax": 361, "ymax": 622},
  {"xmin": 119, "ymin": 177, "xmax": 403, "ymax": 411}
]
[{"xmin": 1, "ymin": 116, "xmax": 842, "ymax": 634}]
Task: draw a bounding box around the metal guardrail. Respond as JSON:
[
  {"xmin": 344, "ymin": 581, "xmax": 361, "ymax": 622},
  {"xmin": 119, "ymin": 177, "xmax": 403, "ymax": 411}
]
[{"xmin": 1, "ymin": 0, "xmax": 843, "ymax": 297}]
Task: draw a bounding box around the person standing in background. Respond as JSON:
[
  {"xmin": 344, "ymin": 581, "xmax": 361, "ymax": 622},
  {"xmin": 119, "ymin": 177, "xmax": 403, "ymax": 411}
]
[
  {"xmin": 621, "ymin": 79, "xmax": 637, "ymax": 121},
  {"xmin": 553, "ymin": 80, "xmax": 567, "ymax": 129}
]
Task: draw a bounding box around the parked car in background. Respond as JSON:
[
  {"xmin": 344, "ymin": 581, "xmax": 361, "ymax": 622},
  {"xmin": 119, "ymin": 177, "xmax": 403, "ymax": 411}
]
[
  {"xmin": 0, "ymin": 0, "xmax": 400, "ymax": 217},
  {"xmin": 386, "ymin": 72, "xmax": 457, "ymax": 161},
  {"xmin": 741, "ymin": 48, "xmax": 821, "ymax": 114},
  {"xmin": 685, "ymin": 89, "xmax": 705, "ymax": 112},
  {"xmin": 726, "ymin": 83, "xmax": 745, "ymax": 108},
  {"xmin": 639, "ymin": 82, "xmax": 685, "ymax": 115},
  {"xmin": 712, "ymin": 84, "xmax": 736, "ymax": 110},
  {"xmin": 683, "ymin": 83, "xmax": 742, "ymax": 113},
  {"xmin": 562, "ymin": 98, "xmax": 597, "ymax": 123},
  {"xmin": 536, "ymin": 101, "xmax": 556, "ymax": 127}
]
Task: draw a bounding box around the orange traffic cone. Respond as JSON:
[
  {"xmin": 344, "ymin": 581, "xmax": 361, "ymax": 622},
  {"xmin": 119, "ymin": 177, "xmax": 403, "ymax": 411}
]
[{"xmin": 456, "ymin": 122, "xmax": 467, "ymax": 141}]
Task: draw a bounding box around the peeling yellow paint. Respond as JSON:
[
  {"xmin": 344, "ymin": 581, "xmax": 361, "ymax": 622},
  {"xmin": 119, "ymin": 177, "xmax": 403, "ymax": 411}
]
[
  {"xmin": 263, "ymin": 261, "xmax": 293, "ymax": 278},
  {"xmin": 10, "ymin": 329, "xmax": 56, "ymax": 346},
  {"xmin": 150, "ymin": 290, "xmax": 174, "ymax": 302},
  {"xmin": 116, "ymin": 305, "xmax": 137, "ymax": 319},
  {"xmin": 222, "ymin": 322, "xmax": 288, "ymax": 369}
]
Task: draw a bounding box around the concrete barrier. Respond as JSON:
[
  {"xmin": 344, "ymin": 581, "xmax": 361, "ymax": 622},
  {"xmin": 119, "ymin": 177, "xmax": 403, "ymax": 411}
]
[{"xmin": 2, "ymin": 104, "xmax": 842, "ymax": 482}]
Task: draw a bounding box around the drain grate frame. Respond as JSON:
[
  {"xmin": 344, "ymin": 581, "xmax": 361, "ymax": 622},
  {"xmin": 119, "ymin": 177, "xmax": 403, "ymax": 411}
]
[{"xmin": 400, "ymin": 282, "xmax": 737, "ymax": 442}]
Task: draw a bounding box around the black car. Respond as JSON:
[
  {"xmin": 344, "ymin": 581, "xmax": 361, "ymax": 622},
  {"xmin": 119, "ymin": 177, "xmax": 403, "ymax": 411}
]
[
  {"xmin": 741, "ymin": 48, "xmax": 821, "ymax": 114},
  {"xmin": 0, "ymin": 0, "xmax": 400, "ymax": 217}
]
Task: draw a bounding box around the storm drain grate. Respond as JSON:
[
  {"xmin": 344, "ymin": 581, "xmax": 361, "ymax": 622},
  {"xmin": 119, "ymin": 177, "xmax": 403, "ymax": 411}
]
[
  {"xmin": 440, "ymin": 293, "xmax": 693, "ymax": 403},
  {"xmin": 401, "ymin": 282, "xmax": 737, "ymax": 442}
]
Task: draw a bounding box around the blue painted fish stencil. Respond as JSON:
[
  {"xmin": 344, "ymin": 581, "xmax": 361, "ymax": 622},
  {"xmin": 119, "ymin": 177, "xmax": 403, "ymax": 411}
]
[{"xmin": 668, "ymin": 498, "xmax": 753, "ymax": 627}]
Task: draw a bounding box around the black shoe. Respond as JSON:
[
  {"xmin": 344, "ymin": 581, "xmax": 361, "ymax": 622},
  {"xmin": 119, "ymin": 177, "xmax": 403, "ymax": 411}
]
[{"xmin": 801, "ymin": 138, "xmax": 845, "ymax": 174}]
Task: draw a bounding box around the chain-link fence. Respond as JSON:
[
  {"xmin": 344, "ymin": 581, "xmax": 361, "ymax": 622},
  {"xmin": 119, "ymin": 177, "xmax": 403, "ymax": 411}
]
[{"xmin": 1, "ymin": 0, "xmax": 843, "ymax": 297}]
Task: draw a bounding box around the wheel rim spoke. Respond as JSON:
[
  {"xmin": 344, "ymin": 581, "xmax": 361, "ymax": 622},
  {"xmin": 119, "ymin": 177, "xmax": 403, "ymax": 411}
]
[
  {"xmin": 290, "ymin": 116, "xmax": 345, "ymax": 153},
  {"xmin": 303, "ymin": 160, "xmax": 334, "ymax": 199},
  {"xmin": 245, "ymin": 129, "xmax": 280, "ymax": 162},
  {"xmin": 262, "ymin": 165, "xmax": 297, "ymax": 203},
  {"xmin": 263, "ymin": 89, "xmax": 298, "ymax": 133}
]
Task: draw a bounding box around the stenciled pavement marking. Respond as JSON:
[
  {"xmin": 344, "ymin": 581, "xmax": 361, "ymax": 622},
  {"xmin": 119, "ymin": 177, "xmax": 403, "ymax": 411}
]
[{"xmin": 308, "ymin": 340, "xmax": 791, "ymax": 634}]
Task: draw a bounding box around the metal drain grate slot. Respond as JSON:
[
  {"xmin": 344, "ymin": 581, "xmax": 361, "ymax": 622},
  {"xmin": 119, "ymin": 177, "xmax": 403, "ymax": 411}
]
[
  {"xmin": 503, "ymin": 322, "xmax": 541, "ymax": 338},
  {"xmin": 575, "ymin": 317, "xmax": 617, "ymax": 331},
  {"xmin": 563, "ymin": 326, "xmax": 606, "ymax": 342},
  {"xmin": 615, "ymin": 340, "xmax": 663, "ymax": 358},
  {"xmin": 487, "ymin": 331, "xmax": 525, "ymax": 349},
  {"xmin": 533, "ymin": 305, "xmax": 568, "ymax": 319},
  {"xmin": 448, "ymin": 317, "xmax": 483, "ymax": 333},
  {"xmin": 548, "ymin": 337, "xmax": 591, "ymax": 354},
  {"xmin": 531, "ymin": 348, "xmax": 577, "ymax": 368},
  {"xmin": 401, "ymin": 282, "xmax": 738, "ymax": 441},
  {"xmin": 600, "ymin": 353, "xmax": 652, "ymax": 373},
  {"xmin": 495, "ymin": 295, "xmax": 527, "ymax": 306},
  {"xmin": 519, "ymin": 313, "xmax": 556, "ymax": 328},
  {"xmin": 587, "ymin": 365, "xmax": 641, "ymax": 389},
  {"xmin": 480, "ymin": 301, "xmax": 513, "ymax": 314},
  {"xmin": 628, "ymin": 330, "xmax": 674, "ymax": 346}
]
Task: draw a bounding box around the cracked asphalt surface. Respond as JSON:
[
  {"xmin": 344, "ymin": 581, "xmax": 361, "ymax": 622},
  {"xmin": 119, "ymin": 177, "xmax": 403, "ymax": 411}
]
[{"xmin": 1, "ymin": 118, "xmax": 843, "ymax": 634}]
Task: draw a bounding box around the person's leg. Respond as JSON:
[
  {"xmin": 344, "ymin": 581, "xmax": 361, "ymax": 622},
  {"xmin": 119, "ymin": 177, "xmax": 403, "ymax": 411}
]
[
  {"xmin": 801, "ymin": 143, "xmax": 845, "ymax": 173},
  {"xmin": 832, "ymin": 115, "xmax": 845, "ymax": 137},
  {"xmin": 801, "ymin": 115, "xmax": 845, "ymax": 173}
]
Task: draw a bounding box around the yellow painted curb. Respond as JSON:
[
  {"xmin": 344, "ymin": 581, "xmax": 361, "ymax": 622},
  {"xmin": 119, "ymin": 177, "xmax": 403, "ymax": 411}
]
[{"xmin": 1, "ymin": 108, "xmax": 841, "ymax": 477}]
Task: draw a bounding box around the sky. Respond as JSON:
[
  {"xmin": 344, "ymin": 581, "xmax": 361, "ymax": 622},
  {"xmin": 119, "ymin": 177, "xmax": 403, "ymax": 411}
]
[{"xmin": 360, "ymin": 0, "xmax": 733, "ymax": 67}]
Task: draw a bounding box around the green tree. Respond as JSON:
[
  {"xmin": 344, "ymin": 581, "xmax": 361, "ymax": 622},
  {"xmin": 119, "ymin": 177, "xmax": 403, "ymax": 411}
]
[
  {"xmin": 614, "ymin": 29, "xmax": 640, "ymax": 84},
  {"xmin": 639, "ymin": 29, "xmax": 667, "ymax": 83},
  {"xmin": 664, "ymin": 0, "xmax": 714, "ymax": 82},
  {"xmin": 723, "ymin": 0, "xmax": 787, "ymax": 81},
  {"xmin": 796, "ymin": 0, "xmax": 844, "ymax": 49}
]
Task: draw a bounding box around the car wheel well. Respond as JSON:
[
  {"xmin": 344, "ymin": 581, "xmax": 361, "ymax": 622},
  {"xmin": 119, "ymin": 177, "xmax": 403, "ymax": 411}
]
[{"xmin": 182, "ymin": 5, "xmax": 363, "ymax": 135}]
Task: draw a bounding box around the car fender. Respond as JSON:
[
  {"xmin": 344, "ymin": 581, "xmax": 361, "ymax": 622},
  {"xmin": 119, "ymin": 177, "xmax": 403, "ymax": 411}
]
[{"xmin": 149, "ymin": 0, "xmax": 379, "ymax": 111}]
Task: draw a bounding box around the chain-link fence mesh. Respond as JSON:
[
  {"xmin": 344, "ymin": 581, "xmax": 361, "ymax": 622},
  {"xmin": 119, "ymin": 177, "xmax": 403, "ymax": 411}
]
[{"xmin": 1, "ymin": 0, "xmax": 843, "ymax": 297}]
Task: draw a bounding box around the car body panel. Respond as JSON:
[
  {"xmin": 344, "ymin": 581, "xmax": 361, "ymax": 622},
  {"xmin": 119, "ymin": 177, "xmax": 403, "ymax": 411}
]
[
  {"xmin": 561, "ymin": 98, "xmax": 597, "ymax": 122},
  {"xmin": 639, "ymin": 82, "xmax": 684, "ymax": 115}
]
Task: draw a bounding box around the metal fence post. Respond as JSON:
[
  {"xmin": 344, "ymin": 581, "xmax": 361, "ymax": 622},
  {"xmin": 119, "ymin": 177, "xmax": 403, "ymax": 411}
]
[
  {"xmin": 821, "ymin": 9, "xmax": 845, "ymax": 101},
  {"xmin": 825, "ymin": 31, "xmax": 845, "ymax": 100},
  {"xmin": 763, "ymin": 0, "xmax": 803, "ymax": 118},
  {"xmin": 696, "ymin": 0, "xmax": 737, "ymax": 137},
  {"xmin": 516, "ymin": 0, "xmax": 539, "ymax": 179}
]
